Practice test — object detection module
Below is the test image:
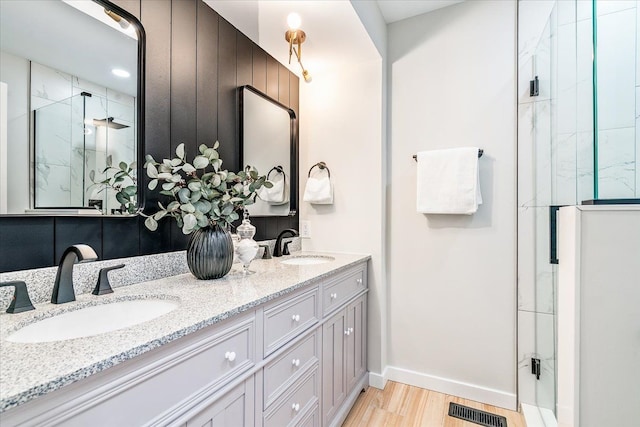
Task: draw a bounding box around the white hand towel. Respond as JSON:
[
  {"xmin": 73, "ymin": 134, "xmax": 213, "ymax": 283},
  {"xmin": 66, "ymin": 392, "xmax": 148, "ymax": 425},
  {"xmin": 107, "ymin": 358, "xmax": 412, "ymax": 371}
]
[
  {"xmin": 257, "ymin": 175, "xmax": 289, "ymax": 205},
  {"xmin": 303, "ymin": 176, "xmax": 333, "ymax": 204},
  {"xmin": 416, "ymin": 147, "xmax": 482, "ymax": 215}
]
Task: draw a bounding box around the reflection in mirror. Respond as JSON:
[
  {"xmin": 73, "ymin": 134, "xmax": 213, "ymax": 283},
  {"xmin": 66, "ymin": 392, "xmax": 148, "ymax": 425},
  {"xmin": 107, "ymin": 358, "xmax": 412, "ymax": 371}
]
[
  {"xmin": 240, "ymin": 85, "xmax": 297, "ymax": 217},
  {"xmin": 0, "ymin": 0, "xmax": 143, "ymax": 215}
]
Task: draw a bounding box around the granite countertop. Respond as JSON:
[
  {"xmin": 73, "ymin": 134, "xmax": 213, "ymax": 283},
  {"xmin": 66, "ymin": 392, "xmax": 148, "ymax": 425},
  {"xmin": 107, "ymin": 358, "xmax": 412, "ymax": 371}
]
[{"xmin": 0, "ymin": 252, "xmax": 370, "ymax": 413}]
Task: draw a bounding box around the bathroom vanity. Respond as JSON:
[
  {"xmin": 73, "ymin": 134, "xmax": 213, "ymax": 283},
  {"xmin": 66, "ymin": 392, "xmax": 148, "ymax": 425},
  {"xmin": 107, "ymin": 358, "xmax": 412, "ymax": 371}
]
[{"xmin": 0, "ymin": 253, "xmax": 369, "ymax": 426}]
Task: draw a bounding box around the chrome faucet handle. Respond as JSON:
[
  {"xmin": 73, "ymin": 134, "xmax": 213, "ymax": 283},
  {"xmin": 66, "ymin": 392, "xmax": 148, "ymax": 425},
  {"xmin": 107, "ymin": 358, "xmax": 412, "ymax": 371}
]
[
  {"xmin": 259, "ymin": 244, "xmax": 272, "ymax": 259},
  {"xmin": 92, "ymin": 264, "xmax": 125, "ymax": 296},
  {"xmin": 0, "ymin": 281, "xmax": 35, "ymax": 314}
]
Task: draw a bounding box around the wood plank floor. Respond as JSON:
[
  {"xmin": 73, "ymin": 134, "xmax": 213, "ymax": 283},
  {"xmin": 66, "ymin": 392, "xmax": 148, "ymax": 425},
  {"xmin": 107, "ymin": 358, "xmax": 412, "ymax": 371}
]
[{"xmin": 343, "ymin": 381, "xmax": 525, "ymax": 427}]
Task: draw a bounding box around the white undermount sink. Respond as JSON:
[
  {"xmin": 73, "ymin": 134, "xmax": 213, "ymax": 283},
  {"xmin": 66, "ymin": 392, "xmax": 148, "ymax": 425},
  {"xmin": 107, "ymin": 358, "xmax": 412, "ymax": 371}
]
[
  {"xmin": 280, "ymin": 255, "xmax": 335, "ymax": 265},
  {"xmin": 6, "ymin": 299, "xmax": 179, "ymax": 343}
]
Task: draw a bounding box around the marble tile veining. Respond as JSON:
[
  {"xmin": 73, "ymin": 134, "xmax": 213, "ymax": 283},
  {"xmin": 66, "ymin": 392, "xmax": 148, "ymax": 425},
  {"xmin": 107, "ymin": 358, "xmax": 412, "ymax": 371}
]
[{"xmin": 0, "ymin": 249, "xmax": 367, "ymax": 412}]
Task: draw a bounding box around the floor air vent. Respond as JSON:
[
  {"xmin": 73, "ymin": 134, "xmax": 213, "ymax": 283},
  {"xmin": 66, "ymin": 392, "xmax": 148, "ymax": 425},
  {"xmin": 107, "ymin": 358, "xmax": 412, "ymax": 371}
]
[{"xmin": 448, "ymin": 402, "xmax": 508, "ymax": 427}]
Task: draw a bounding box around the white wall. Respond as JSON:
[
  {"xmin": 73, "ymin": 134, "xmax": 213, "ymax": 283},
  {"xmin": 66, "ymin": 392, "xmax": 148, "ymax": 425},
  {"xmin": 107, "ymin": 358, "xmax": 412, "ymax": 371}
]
[
  {"xmin": 299, "ymin": 57, "xmax": 385, "ymax": 377},
  {"xmin": 387, "ymin": 0, "xmax": 517, "ymax": 409}
]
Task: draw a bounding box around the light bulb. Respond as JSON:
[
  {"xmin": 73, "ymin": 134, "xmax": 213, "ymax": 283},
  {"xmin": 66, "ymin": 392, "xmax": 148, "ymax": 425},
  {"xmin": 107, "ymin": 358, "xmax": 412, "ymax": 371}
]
[
  {"xmin": 287, "ymin": 12, "xmax": 301, "ymax": 30},
  {"xmin": 303, "ymin": 69, "xmax": 312, "ymax": 83}
]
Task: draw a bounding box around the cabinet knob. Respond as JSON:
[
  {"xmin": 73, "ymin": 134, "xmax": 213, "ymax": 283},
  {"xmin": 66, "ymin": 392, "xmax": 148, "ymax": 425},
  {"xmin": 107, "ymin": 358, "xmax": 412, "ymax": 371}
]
[
  {"xmin": 292, "ymin": 403, "xmax": 300, "ymax": 412},
  {"xmin": 291, "ymin": 314, "xmax": 300, "ymax": 322},
  {"xmin": 224, "ymin": 351, "xmax": 236, "ymax": 362},
  {"xmin": 356, "ymin": 278, "xmax": 363, "ymax": 285},
  {"xmin": 344, "ymin": 329, "xmax": 351, "ymax": 336},
  {"xmin": 292, "ymin": 358, "xmax": 300, "ymax": 367},
  {"xmin": 330, "ymin": 293, "xmax": 338, "ymax": 300},
  {"xmin": 349, "ymin": 327, "xmax": 354, "ymax": 334}
]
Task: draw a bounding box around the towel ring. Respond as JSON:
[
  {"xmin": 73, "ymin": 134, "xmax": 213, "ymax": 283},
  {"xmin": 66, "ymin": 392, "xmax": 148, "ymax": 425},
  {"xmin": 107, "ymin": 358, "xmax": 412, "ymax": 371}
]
[
  {"xmin": 308, "ymin": 161, "xmax": 331, "ymax": 178},
  {"xmin": 267, "ymin": 165, "xmax": 285, "ymax": 179}
]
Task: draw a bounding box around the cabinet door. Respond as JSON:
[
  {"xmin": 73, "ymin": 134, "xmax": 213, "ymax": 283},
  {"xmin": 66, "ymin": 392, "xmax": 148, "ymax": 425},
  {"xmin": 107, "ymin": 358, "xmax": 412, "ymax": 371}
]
[
  {"xmin": 322, "ymin": 310, "xmax": 346, "ymax": 425},
  {"xmin": 186, "ymin": 377, "xmax": 254, "ymax": 427},
  {"xmin": 345, "ymin": 295, "xmax": 367, "ymax": 392}
]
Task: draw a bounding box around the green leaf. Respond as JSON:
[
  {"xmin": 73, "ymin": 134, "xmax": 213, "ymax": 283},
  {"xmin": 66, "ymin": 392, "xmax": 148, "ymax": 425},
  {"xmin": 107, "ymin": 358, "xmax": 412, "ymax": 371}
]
[
  {"xmin": 167, "ymin": 201, "xmax": 180, "ymax": 211},
  {"xmin": 212, "ymin": 175, "xmax": 221, "ymax": 187},
  {"xmin": 176, "ymin": 143, "xmax": 185, "ymax": 159},
  {"xmin": 181, "ymin": 203, "xmax": 196, "ymax": 213},
  {"xmin": 158, "ymin": 163, "xmax": 172, "ymax": 173},
  {"xmin": 182, "ymin": 213, "xmax": 197, "ymax": 233},
  {"xmin": 190, "ymin": 191, "xmax": 202, "ymax": 203},
  {"xmin": 159, "ymin": 190, "xmax": 174, "ymax": 196},
  {"xmin": 193, "ymin": 156, "xmax": 209, "ymax": 169},
  {"xmin": 178, "ymin": 188, "xmax": 191, "ymax": 204},
  {"xmin": 153, "ymin": 210, "xmax": 167, "ymax": 221},
  {"xmin": 144, "ymin": 216, "xmax": 158, "ymax": 231},
  {"xmin": 263, "ymin": 181, "xmax": 273, "ymax": 188},
  {"xmin": 148, "ymin": 179, "xmax": 158, "ymax": 190},
  {"xmin": 188, "ymin": 181, "xmax": 202, "ymax": 192},
  {"xmin": 199, "ymin": 144, "xmax": 207, "ymax": 154},
  {"xmin": 213, "ymin": 140, "xmax": 220, "ymax": 149},
  {"xmin": 196, "ymin": 213, "xmax": 209, "ymax": 227},
  {"xmin": 146, "ymin": 163, "xmax": 159, "ymax": 178},
  {"xmin": 157, "ymin": 172, "xmax": 173, "ymax": 180},
  {"xmin": 162, "ymin": 182, "xmax": 176, "ymax": 191},
  {"xmin": 170, "ymin": 174, "xmax": 182, "ymax": 183},
  {"xmin": 116, "ymin": 192, "xmax": 128, "ymax": 205},
  {"xmin": 123, "ymin": 185, "xmax": 137, "ymax": 196},
  {"xmin": 195, "ymin": 200, "xmax": 212, "ymax": 213},
  {"xmin": 106, "ymin": 155, "xmax": 113, "ymax": 167},
  {"xmin": 228, "ymin": 212, "xmax": 239, "ymax": 221},
  {"xmin": 182, "ymin": 163, "xmax": 196, "ymax": 174},
  {"xmin": 129, "ymin": 161, "xmax": 137, "ymax": 170},
  {"xmin": 171, "ymin": 158, "xmax": 182, "ymax": 167},
  {"xmin": 145, "ymin": 154, "xmax": 155, "ymax": 164},
  {"xmin": 221, "ymin": 204, "xmax": 234, "ymax": 216}
]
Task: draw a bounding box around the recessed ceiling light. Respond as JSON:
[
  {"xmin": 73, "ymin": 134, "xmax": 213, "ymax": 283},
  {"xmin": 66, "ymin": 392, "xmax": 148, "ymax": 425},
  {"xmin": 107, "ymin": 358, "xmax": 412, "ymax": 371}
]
[{"xmin": 112, "ymin": 68, "xmax": 130, "ymax": 78}]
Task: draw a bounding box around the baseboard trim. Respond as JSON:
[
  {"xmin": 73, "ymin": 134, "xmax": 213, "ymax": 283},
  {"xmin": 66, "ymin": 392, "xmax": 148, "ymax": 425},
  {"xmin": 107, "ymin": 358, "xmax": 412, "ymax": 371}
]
[
  {"xmin": 368, "ymin": 368, "xmax": 388, "ymax": 389},
  {"xmin": 385, "ymin": 366, "xmax": 517, "ymax": 410}
]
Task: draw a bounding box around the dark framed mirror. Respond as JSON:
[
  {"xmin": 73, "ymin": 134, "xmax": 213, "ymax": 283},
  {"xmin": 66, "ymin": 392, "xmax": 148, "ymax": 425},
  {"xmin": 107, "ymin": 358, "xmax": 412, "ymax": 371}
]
[
  {"xmin": 0, "ymin": 0, "xmax": 145, "ymax": 216},
  {"xmin": 239, "ymin": 85, "xmax": 297, "ymax": 217}
]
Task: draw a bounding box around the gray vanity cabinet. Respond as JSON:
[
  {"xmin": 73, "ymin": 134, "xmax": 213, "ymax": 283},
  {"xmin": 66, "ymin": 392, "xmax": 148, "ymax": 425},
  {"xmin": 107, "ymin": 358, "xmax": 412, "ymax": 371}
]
[{"xmin": 184, "ymin": 377, "xmax": 255, "ymax": 427}]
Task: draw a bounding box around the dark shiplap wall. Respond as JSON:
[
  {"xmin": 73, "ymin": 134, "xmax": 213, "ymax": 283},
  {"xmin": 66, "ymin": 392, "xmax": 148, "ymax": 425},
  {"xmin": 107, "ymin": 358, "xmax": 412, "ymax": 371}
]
[{"xmin": 0, "ymin": 0, "xmax": 299, "ymax": 273}]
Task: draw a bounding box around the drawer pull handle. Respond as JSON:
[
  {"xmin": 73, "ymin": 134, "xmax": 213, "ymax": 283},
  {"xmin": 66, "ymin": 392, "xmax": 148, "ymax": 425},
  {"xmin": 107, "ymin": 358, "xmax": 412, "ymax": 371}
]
[
  {"xmin": 292, "ymin": 403, "xmax": 300, "ymax": 412},
  {"xmin": 356, "ymin": 278, "xmax": 363, "ymax": 285},
  {"xmin": 292, "ymin": 314, "xmax": 300, "ymax": 322},
  {"xmin": 224, "ymin": 351, "xmax": 236, "ymax": 362},
  {"xmin": 330, "ymin": 293, "xmax": 338, "ymax": 300},
  {"xmin": 292, "ymin": 358, "xmax": 300, "ymax": 367}
]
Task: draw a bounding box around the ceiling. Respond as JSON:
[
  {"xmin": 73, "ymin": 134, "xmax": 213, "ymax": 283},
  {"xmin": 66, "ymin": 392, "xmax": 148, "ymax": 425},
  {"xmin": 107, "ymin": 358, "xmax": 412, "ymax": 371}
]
[{"xmin": 376, "ymin": 0, "xmax": 464, "ymax": 23}]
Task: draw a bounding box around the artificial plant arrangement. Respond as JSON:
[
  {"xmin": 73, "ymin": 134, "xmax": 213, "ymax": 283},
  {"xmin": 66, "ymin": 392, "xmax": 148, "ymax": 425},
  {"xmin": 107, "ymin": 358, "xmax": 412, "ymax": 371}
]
[
  {"xmin": 89, "ymin": 156, "xmax": 138, "ymax": 215},
  {"xmin": 142, "ymin": 141, "xmax": 272, "ymax": 234}
]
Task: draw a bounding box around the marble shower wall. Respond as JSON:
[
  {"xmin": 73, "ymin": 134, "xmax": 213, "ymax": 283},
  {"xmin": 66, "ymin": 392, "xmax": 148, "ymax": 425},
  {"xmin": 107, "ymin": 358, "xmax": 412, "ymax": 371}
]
[
  {"xmin": 594, "ymin": 0, "xmax": 640, "ymax": 198},
  {"xmin": 32, "ymin": 62, "xmax": 135, "ymax": 211},
  {"xmin": 517, "ymin": 0, "xmax": 595, "ymax": 412}
]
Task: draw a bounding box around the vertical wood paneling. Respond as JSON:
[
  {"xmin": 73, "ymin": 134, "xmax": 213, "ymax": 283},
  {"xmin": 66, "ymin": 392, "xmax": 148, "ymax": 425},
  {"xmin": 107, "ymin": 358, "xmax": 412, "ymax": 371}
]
[
  {"xmin": 278, "ymin": 64, "xmax": 289, "ymax": 106},
  {"xmin": 170, "ymin": 0, "xmax": 197, "ymax": 251},
  {"xmin": 252, "ymin": 47, "xmax": 267, "ymax": 93},
  {"xmin": 196, "ymin": 1, "xmax": 219, "ymax": 146},
  {"xmin": 54, "ymin": 218, "xmax": 104, "ymax": 261},
  {"xmin": 266, "ymin": 56, "xmax": 279, "ymax": 100},
  {"xmin": 140, "ymin": 0, "xmax": 172, "ymax": 255},
  {"xmin": 217, "ymin": 18, "xmax": 238, "ymax": 170},
  {"xmin": 237, "ymin": 33, "xmax": 253, "ymax": 87},
  {"xmin": 0, "ymin": 218, "xmax": 54, "ymax": 271}
]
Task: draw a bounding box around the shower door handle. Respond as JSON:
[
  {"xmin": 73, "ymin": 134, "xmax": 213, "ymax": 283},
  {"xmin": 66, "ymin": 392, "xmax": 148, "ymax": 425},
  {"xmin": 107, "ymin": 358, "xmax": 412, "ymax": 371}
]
[{"xmin": 549, "ymin": 205, "xmax": 566, "ymax": 264}]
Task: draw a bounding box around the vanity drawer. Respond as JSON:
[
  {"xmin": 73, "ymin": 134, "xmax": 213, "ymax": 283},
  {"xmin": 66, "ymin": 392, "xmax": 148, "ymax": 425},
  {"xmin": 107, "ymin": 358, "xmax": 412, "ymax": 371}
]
[
  {"xmin": 263, "ymin": 330, "xmax": 319, "ymax": 409},
  {"xmin": 264, "ymin": 288, "xmax": 319, "ymax": 356},
  {"xmin": 263, "ymin": 366, "xmax": 319, "ymax": 427},
  {"xmin": 322, "ymin": 268, "xmax": 365, "ymax": 315},
  {"xmin": 206, "ymin": 316, "xmax": 255, "ymax": 389}
]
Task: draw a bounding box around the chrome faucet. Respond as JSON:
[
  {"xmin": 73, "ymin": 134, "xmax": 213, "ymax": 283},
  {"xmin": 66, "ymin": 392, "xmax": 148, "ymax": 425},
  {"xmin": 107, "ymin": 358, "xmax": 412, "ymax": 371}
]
[
  {"xmin": 51, "ymin": 244, "xmax": 98, "ymax": 304},
  {"xmin": 273, "ymin": 229, "xmax": 298, "ymax": 257}
]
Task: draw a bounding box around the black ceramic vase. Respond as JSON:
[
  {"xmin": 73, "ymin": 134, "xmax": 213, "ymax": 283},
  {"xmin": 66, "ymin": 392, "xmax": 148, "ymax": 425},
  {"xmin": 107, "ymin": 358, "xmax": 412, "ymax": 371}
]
[{"xmin": 186, "ymin": 224, "xmax": 234, "ymax": 280}]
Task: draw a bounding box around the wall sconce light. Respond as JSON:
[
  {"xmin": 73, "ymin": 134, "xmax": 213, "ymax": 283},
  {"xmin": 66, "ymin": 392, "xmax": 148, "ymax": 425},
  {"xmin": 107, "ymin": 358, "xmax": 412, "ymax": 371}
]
[{"xmin": 285, "ymin": 13, "xmax": 312, "ymax": 83}]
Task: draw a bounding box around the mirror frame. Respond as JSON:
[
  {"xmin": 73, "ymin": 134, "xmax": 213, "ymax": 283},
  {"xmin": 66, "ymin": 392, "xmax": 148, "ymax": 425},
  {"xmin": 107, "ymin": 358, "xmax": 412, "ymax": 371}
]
[
  {"xmin": 0, "ymin": 0, "xmax": 146, "ymax": 217},
  {"xmin": 239, "ymin": 85, "xmax": 298, "ymax": 217}
]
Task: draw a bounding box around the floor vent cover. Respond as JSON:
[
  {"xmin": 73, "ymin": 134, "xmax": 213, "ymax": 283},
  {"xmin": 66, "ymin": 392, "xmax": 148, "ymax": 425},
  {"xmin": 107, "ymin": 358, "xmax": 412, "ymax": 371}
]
[{"xmin": 448, "ymin": 402, "xmax": 508, "ymax": 427}]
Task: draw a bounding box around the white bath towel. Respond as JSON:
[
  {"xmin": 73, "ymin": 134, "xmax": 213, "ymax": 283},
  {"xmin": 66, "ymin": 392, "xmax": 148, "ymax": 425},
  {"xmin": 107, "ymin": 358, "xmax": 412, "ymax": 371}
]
[
  {"xmin": 303, "ymin": 176, "xmax": 333, "ymax": 204},
  {"xmin": 416, "ymin": 147, "xmax": 482, "ymax": 214}
]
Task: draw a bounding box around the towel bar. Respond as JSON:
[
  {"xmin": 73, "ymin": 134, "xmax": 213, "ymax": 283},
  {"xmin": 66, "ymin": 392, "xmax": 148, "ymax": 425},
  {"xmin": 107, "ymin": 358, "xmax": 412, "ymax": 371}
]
[{"xmin": 412, "ymin": 149, "xmax": 483, "ymax": 161}]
